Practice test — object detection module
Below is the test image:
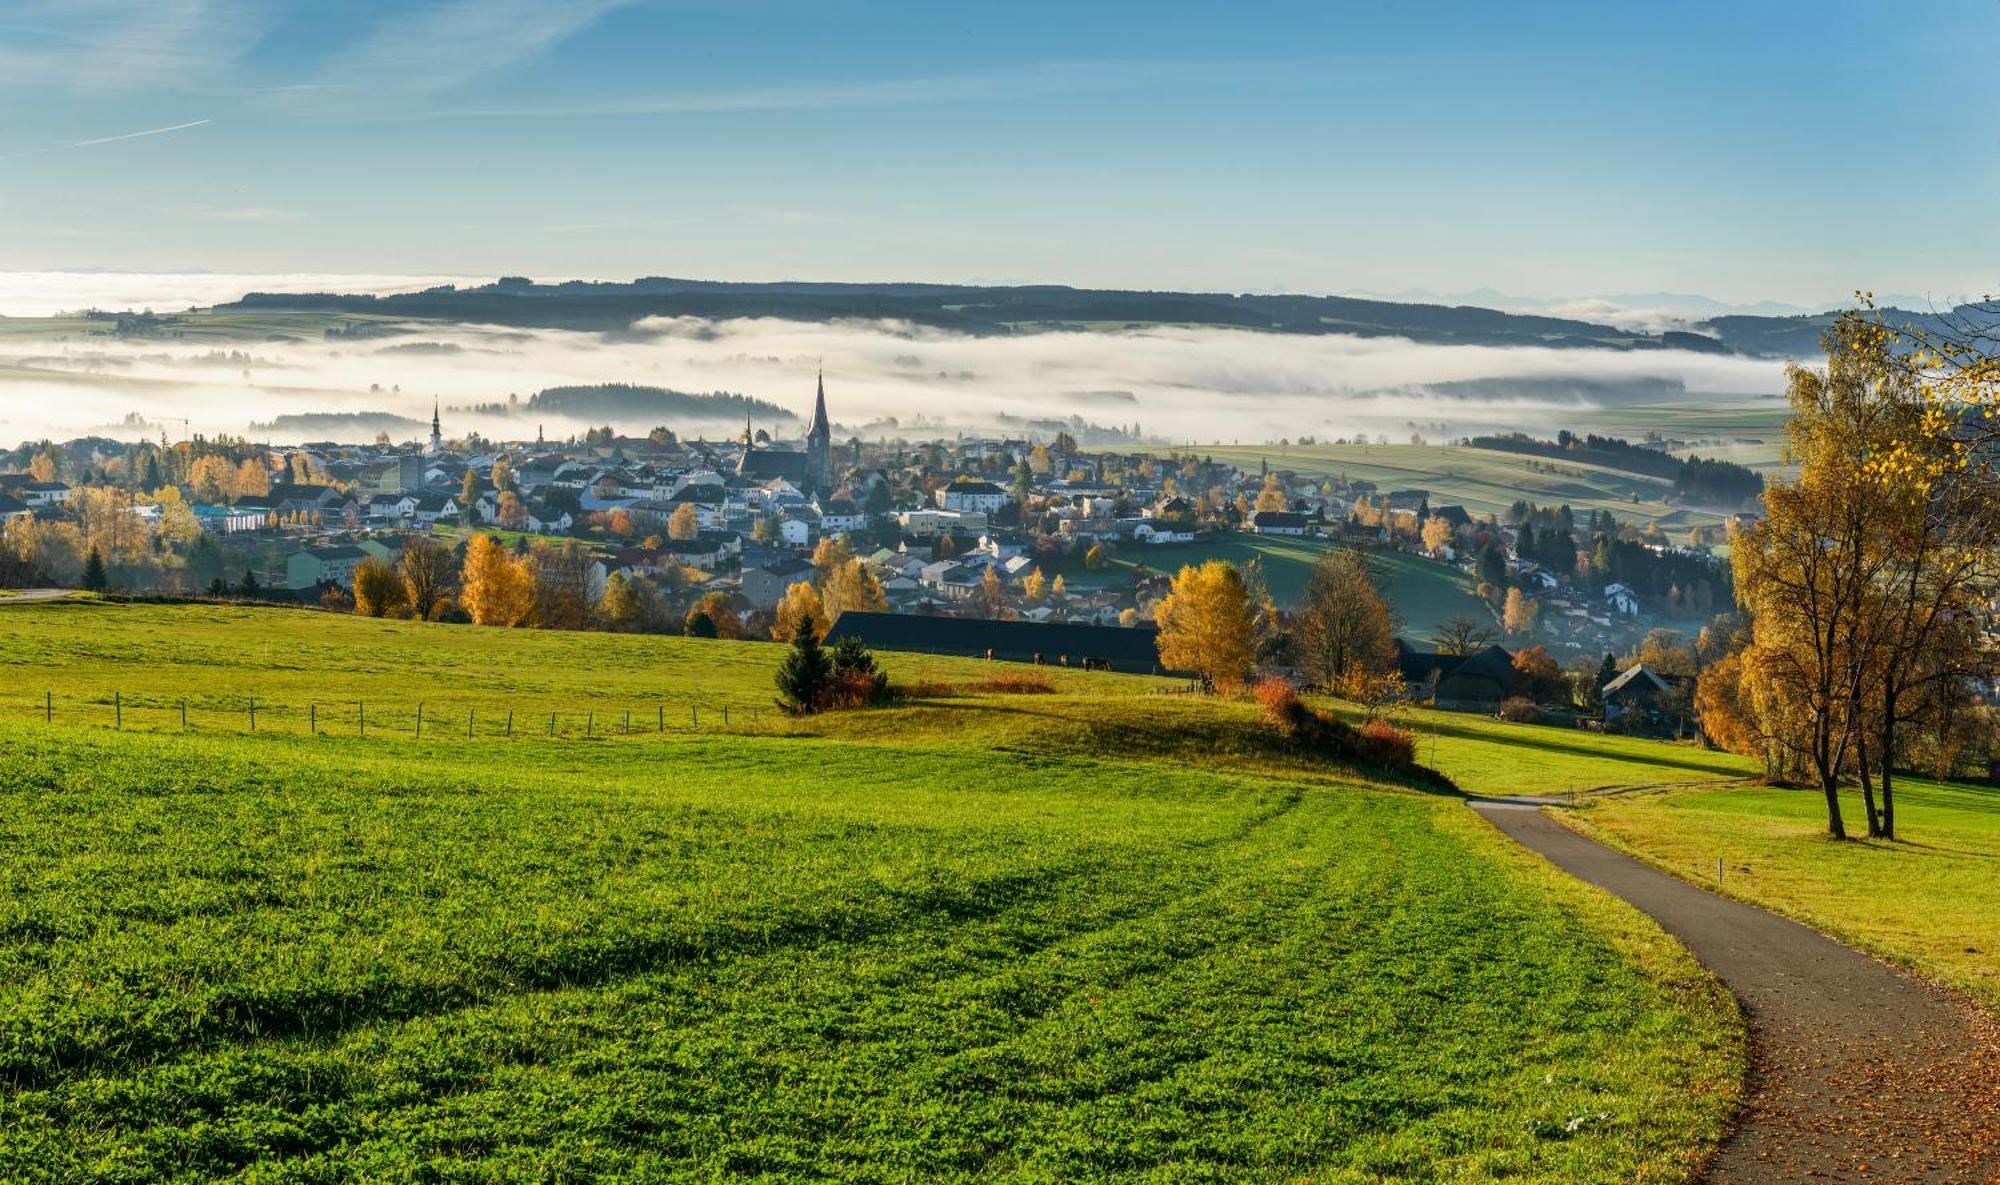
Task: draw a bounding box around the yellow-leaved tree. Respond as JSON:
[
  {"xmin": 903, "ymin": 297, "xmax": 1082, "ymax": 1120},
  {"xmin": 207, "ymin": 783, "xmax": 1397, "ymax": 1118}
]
[
  {"xmin": 460, "ymin": 533, "xmax": 534, "ymax": 627},
  {"xmin": 667, "ymin": 503, "xmax": 700, "ymax": 541},
  {"xmin": 352, "ymin": 557, "xmax": 408, "ymax": 618},
  {"xmin": 1421, "ymin": 515, "xmax": 1453, "ymax": 554},
  {"xmin": 822, "ymin": 558, "xmax": 886, "ymax": 619},
  {"xmin": 1153, "ymin": 560, "xmax": 1254, "ymax": 689},
  {"xmin": 772, "ymin": 581, "xmax": 829, "ymax": 641}
]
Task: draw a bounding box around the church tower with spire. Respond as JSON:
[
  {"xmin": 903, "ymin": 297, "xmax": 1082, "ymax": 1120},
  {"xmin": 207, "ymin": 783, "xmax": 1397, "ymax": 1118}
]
[
  {"xmin": 428, "ymin": 399, "xmax": 443, "ymax": 454},
  {"xmin": 805, "ymin": 370, "xmax": 832, "ymax": 496}
]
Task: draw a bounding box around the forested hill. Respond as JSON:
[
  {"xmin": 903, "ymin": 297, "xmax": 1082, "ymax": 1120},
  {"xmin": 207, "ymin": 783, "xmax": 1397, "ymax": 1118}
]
[{"xmin": 210, "ymin": 276, "xmax": 1889, "ymax": 357}]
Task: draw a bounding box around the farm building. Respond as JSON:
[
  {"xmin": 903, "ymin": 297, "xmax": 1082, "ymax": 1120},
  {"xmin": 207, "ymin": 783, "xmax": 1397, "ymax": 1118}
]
[{"xmin": 824, "ymin": 611, "xmax": 1167, "ymax": 674}]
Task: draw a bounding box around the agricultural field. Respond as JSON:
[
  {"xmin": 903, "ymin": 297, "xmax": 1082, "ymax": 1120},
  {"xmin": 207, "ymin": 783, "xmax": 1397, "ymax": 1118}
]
[
  {"xmin": 0, "ymin": 601, "xmax": 1745, "ymax": 1181},
  {"xmin": 1202, "ymin": 441, "xmax": 1758, "ymax": 534},
  {"xmin": 1053, "ymin": 532, "xmax": 1488, "ymax": 639},
  {"xmin": 1573, "ymin": 779, "xmax": 2000, "ymax": 1011}
]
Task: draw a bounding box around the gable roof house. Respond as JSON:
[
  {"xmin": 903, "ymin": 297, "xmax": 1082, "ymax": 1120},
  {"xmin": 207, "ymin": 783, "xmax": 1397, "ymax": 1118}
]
[
  {"xmin": 1602, "ymin": 663, "xmax": 1689, "ymax": 724},
  {"xmin": 1395, "ymin": 639, "xmax": 1516, "ymax": 712}
]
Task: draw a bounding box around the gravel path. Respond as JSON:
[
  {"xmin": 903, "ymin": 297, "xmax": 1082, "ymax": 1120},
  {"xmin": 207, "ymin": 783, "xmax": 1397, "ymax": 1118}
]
[{"xmin": 1471, "ymin": 799, "xmax": 2000, "ymax": 1183}]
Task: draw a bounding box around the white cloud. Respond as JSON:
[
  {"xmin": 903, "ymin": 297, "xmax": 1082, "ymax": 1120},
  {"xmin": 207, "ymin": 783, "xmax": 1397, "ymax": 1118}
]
[
  {"xmin": 308, "ymin": 0, "xmax": 639, "ymax": 97},
  {"xmin": 0, "ymin": 1, "xmax": 268, "ymax": 90}
]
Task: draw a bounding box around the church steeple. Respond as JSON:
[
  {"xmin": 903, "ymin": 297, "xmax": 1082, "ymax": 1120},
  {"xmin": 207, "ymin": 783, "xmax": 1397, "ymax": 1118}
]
[
  {"xmin": 808, "ymin": 370, "xmax": 830, "ymax": 441},
  {"xmin": 805, "ymin": 370, "xmax": 832, "ymax": 495},
  {"xmin": 428, "ymin": 399, "xmax": 443, "ymax": 453}
]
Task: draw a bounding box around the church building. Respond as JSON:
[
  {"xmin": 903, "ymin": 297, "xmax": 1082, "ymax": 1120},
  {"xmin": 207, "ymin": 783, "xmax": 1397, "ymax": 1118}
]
[{"xmin": 735, "ymin": 372, "xmax": 834, "ymax": 496}]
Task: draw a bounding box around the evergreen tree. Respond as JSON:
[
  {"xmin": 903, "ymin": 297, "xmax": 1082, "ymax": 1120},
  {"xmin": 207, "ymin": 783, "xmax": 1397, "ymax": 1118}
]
[
  {"xmin": 81, "ymin": 548, "xmax": 108, "ymax": 592},
  {"xmin": 238, "ymin": 568, "xmax": 261, "ymax": 596},
  {"xmin": 775, "ymin": 623, "xmax": 835, "ymax": 714}
]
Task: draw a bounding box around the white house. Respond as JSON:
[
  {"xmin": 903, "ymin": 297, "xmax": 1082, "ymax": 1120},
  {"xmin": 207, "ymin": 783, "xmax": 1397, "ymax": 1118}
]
[
  {"xmin": 937, "ymin": 478, "xmax": 1012, "ymax": 514},
  {"xmin": 1603, "ymin": 582, "xmax": 1641, "ymax": 616},
  {"xmin": 1250, "ymin": 510, "xmax": 1310, "ymax": 536},
  {"xmin": 1132, "ymin": 519, "xmax": 1197, "ymax": 545}
]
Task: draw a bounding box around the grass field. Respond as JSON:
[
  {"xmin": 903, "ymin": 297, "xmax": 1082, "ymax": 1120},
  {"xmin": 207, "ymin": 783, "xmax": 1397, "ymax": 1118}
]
[
  {"xmin": 0, "ymin": 601, "xmax": 1745, "ymax": 1181},
  {"xmin": 1054, "ymin": 532, "xmax": 1489, "ymax": 638},
  {"xmin": 1203, "ymin": 443, "xmax": 1745, "ymax": 534},
  {"xmin": 1572, "ymin": 780, "xmax": 2000, "ymax": 1011}
]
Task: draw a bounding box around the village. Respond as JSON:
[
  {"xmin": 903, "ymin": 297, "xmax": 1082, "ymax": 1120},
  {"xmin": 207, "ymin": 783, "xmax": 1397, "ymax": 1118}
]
[{"xmin": 0, "ymin": 380, "xmax": 1745, "ymax": 733}]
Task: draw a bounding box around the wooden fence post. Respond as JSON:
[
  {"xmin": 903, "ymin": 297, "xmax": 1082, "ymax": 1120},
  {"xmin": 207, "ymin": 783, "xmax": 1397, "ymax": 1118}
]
[
  {"xmin": 623, "ymin": 711, "xmax": 630, "ymax": 735},
  {"xmin": 467, "ymin": 709, "xmax": 474, "ymax": 739},
  {"xmin": 586, "ymin": 711, "xmax": 593, "ymax": 737},
  {"xmin": 722, "ymin": 705, "xmax": 729, "ymax": 726},
  {"xmin": 506, "ymin": 709, "xmax": 513, "ymax": 737},
  {"xmin": 310, "ymin": 703, "xmax": 316, "ymax": 734},
  {"xmin": 45, "ymin": 690, "xmax": 51, "ymax": 723},
  {"xmin": 359, "ymin": 701, "xmax": 365, "ymax": 737},
  {"xmin": 181, "ymin": 699, "xmax": 187, "ymax": 730},
  {"xmin": 657, "ymin": 704, "xmax": 664, "ymax": 732},
  {"xmin": 248, "ymin": 697, "xmax": 257, "ymax": 732},
  {"xmin": 415, "ymin": 701, "xmax": 423, "ymax": 739},
  {"xmin": 114, "ymin": 691, "xmax": 121, "ymax": 729},
  {"xmin": 548, "ymin": 712, "xmax": 555, "ymax": 736}
]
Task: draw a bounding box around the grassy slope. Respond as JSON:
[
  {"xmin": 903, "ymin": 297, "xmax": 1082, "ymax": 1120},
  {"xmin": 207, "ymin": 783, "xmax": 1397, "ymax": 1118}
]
[
  {"xmin": 1571, "ymin": 781, "xmax": 2000, "ymax": 1010},
  {"xmin": 1053, "ymin": 533, "xmax": 1488, "ymax": 637},
  {"xmin": 0, "ymin": 602, "xmax": 1740, "ymax": 1181}
]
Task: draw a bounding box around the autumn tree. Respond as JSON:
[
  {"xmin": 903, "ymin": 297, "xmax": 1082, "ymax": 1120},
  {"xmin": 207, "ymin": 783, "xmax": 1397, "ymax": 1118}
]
[
  {"xmin": 1501, "ymin": 588, "xmax": 1538, "ymax": 636},
  {"xmin": 1509, "ymin": 645, "xmax": 1568, "ymax": 705},
  {"xmin": 1733, "ymin": 327, "xmax": 1913, "ymax": 838},
  {"xmin": 397, "ymin": 537, "xmax": 457, "ymax": 620},
  {"xmin": 460, "ymin": 533, "xmax": 534, "ymax": 626},
  {"xmin": 1421, "ymin": 515, "xmax": 1453, "ymax": 554},
  {"xmin": 527, "ymin": 539, "xmax": 594, "ymax": 630},
  {"xmin": 975, "ymin": 567, "xmax": 1006, "ymax": 618},
  {"xmin": 685, "ymin": 590, "xmax": 742, "ymax": 639},
  {"xmin": 1253, "ymin": 474, "xmax": 1289, "ymax": 513},
  {"xmin": 234, "ymin": 459, "xmax": 269, "ymax": 498},
  {"xmin": 597, "ymin": 571, "xmax": 647, "ymax": 632},
  {"xmin": 667, "ymin": 503, "xmax": 700, "ymax": 541},
  {"xmin": 772, "ymin": 581, "xmax": 830, "ymax": 641},
  {"xmin": 811, "ymin": 535, "xmax": 854, "ymax": 580},
  {"xmin": 1153, "ymin": 560, "xmax": 1254, "ymax": 688},
  {"xmin": 1021, "ymin": 568, "xmax": 1047, "ymax": 604},
  {"xmin": 822, "ymin": 558, "xmax": 887, "ymax": 618},
  {"xmin": 352, "ymin": 557, "xmax": 408, "ymax": 618},
  {"xmin": 1293, "ymin": 548, "xmax": 1396, "ymax": 691}
]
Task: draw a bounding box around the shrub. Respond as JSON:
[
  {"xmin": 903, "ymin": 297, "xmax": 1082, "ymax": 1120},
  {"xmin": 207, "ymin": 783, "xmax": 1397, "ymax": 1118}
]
[
  {"xmin": 1253, "ymin": 676, "xmax": 1303, "ymax": 723},
  {"xmin": 1355, "ymin": 719, "xmax": 1416, "ymax": 767},
  {"xmin": 1499, "ymin": 697, "xmax": 1539, "ymax": 723}
]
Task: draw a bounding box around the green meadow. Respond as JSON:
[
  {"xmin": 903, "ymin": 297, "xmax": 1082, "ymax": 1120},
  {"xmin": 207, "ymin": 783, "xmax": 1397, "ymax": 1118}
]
[
  {"xmin": 0, "ymin": 602, "xmax": 1748, "ymax": 1181},
  {"xmin": 1575, "ymin": 780, "xmax": 2000, "ymax": 1010}
]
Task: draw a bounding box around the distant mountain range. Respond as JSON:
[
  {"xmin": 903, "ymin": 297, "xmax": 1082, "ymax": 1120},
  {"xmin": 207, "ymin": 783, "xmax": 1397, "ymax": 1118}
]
[{"xmin": 213, "ymin": 276, "xmax": 1977, "ymax": 359}]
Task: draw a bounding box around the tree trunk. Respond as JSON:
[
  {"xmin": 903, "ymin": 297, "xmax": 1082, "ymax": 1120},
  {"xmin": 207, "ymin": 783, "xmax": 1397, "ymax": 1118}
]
[
  {"xmin": 1821, "ymin": 774, "xmax": 1848, "ymax": 839},
  {"xmin": 1879, "ymin": 692, "xmax": 1898, "ymax": 841},
  {"xmin": 1857, "ymin": 736, "xmax": 1882, "ymax": 838}
]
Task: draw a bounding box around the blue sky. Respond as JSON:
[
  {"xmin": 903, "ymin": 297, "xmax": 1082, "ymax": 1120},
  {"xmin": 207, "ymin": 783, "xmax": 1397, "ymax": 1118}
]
[{"xmin": 2, "ymin": 0, "xmax": 1995, "ymax": 306}]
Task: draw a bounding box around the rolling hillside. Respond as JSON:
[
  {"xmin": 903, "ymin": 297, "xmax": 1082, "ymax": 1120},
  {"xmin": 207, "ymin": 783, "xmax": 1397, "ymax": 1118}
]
[{"xmin": 0, "ymin": 600, "xmax": 1747, "ymax": 1181}]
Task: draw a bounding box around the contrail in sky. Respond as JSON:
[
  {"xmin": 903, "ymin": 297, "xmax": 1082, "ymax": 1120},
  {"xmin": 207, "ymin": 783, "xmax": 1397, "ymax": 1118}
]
[{"xmin": 73, "ymin": 119, "xmax": 211, "ymax": 147}]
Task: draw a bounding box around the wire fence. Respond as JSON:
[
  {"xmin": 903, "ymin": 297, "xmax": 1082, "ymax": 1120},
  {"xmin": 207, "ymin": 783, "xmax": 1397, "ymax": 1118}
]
[{"xmin": 8, "ymin": 688, "xmax": 784, "ymax": 742}]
